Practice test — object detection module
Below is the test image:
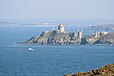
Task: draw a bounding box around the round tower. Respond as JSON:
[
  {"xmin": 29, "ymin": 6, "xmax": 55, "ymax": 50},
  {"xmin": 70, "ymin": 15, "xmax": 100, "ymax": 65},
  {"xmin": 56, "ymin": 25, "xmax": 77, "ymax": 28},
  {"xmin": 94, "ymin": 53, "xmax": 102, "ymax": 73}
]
[{"xmin": 58, "ymin": 24, "xmax": 64, "ymax": 33}]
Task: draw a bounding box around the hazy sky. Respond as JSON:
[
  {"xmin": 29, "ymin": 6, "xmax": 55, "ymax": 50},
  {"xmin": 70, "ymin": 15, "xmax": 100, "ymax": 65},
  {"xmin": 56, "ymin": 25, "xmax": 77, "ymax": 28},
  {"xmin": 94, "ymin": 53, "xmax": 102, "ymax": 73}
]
[{"xmin": 0, "ymin": 0, "xmax": 114, "ymax": 19}]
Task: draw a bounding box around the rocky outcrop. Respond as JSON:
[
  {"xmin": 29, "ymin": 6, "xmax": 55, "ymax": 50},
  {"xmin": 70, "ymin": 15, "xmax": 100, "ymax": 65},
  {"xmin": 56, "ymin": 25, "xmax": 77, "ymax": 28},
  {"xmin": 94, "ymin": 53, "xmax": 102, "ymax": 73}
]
[
  {"xmin": 20, "ymin": 32, "xmax": 114, "ymax": 45},
  {"xmin": 23, "ymin": 31, "xmax": 52, "ymax": 44},
  {"xmin": 22, "ymin": 30, "xmax": 82, "ymax": 45},
  {"xmin": 84, "ymin": 32, "xmax": 114, "ymax": 45},
  {"xmin": 37, "ymin": 31, "xmax": 52, "ymax": 44},
  {"xmin": 84, "ymin": 35, "xmax": 96, "ymax": 44},
  {"xmin": 64, "ymin": 64, "xmax": 114, "ymax": 76},
  {"xmin": 48, "ymin": 33, "xmax": 70, "ymax": 45},
  {"xmin": 95, "ymin": 33, "xmax": 114, "ymax": 44}
]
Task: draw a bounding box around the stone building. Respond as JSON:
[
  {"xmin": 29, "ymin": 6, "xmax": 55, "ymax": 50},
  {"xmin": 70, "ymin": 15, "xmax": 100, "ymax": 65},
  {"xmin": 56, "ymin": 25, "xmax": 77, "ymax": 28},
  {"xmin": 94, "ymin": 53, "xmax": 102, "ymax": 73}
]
[
  {"xmin": 78, "ymin": 30, "xmax": 82, "ymax": 39},
  {"xmin": 58, "ymin": 24, "xmax": 65, "ymax": 33},
  {"xmin": 93, "ymin": 31, "xmax": 109, "ymax": 38}
]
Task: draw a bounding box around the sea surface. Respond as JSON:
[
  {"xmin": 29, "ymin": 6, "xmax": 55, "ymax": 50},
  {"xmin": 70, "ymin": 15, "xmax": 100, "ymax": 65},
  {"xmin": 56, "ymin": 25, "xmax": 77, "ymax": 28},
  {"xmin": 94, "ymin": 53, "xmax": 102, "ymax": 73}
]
[{"xmin": 0, "ymin": 27, "xmax": 114, "ymax": 76}]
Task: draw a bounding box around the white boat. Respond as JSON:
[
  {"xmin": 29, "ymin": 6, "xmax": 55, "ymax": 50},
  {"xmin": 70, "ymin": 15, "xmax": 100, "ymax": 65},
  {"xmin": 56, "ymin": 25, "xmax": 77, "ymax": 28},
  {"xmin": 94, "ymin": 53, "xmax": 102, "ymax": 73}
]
[{"xmin": 29, "ymin": 48, "xmax": 33, "ymax": 51}]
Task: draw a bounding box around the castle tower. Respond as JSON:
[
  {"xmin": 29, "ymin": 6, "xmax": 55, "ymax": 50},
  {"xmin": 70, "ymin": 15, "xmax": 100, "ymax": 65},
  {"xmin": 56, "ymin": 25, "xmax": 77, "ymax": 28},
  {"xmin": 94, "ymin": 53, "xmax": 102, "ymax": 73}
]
[
  {"xmin": 78, "ymin": 30, "xmax": 82, "ymax": 39},
  {"xmin": 58, "ymin": 24, "xmax": 64, "ymax": 33},
  {"xmin": 95, "ymin": 31, "xmax": 98, "ymax": 38}
]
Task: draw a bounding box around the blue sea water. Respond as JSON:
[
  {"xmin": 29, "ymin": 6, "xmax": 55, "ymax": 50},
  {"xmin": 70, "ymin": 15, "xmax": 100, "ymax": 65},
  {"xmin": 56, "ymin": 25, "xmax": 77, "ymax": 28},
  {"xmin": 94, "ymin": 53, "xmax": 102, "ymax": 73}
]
[{"xmin": 0, "ymin": 27, "xmax": 114, "ymax": 76}]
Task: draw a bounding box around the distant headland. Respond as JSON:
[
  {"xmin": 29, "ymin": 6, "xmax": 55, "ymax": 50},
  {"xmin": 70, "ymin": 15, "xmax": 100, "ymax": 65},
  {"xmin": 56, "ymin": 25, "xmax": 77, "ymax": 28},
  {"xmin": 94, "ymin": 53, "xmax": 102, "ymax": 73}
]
[{"xmin": 19, "ymin": 24, "xmax": 114, "ymax": 45}]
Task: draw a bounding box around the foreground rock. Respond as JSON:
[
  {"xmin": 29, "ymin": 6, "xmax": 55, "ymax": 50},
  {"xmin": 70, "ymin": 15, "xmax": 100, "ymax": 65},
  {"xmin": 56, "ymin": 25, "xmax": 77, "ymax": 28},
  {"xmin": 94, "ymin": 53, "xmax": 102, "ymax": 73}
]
[{"xmin": 64, "ymin": 64, "xmax": 114, "ymax": 76}]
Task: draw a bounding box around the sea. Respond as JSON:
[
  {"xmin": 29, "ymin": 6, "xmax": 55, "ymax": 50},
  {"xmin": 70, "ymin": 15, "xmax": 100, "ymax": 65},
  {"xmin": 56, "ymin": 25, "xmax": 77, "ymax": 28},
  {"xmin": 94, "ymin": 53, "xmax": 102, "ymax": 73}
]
[{"xmin": 0, "ymin": 26, "xmax": 114, "ymax": 76}]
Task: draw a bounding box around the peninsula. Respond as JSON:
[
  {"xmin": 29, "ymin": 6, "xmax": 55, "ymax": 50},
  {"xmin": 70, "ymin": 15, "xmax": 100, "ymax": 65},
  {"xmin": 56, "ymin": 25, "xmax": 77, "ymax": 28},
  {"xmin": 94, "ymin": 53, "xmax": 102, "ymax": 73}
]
[{"xmin": 19, "ymin": 24, "xmax": 114, "ymax": 45}]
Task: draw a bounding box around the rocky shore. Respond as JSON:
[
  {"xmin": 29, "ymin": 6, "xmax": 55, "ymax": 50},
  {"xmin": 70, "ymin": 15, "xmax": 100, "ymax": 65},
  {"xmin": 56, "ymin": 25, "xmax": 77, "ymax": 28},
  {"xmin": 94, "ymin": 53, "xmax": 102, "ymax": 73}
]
[
  {"xmin": 64, "ymin": 64, "xmax": 114, "ymax": 76},
  {"xmin": 19, "ymin": 24, "xmax": 114, "ymax": 45}
]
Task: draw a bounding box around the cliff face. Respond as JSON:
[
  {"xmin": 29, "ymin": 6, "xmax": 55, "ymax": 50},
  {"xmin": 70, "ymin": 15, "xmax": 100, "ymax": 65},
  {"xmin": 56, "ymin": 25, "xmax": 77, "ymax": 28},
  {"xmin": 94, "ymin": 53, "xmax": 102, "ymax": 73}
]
[
  {"xmin": 36, "ymin": 31, "xmax": 52, "ymax": 44},
  {"xmin": 64, "ymin": 64, "xmax": 114, "ymax": 76},
  {"xmin": 48, "ymin": 33, "xmax": 69, "ymax": 45},
  {"xmin": 84, "ymin": 35, "xmax": 96, "ymax": 44},
  {"xmin": 27, "ymin": 31, "xmax": 53, "ymax": 44}
]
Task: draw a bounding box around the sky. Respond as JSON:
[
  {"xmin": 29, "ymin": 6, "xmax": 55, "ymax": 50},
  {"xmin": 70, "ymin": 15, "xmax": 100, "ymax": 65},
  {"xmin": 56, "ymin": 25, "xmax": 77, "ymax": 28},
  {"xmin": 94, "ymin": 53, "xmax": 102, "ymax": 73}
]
[{"xmin": 0, "ymin": 0, "xmax": 114, "ymax": 19}]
